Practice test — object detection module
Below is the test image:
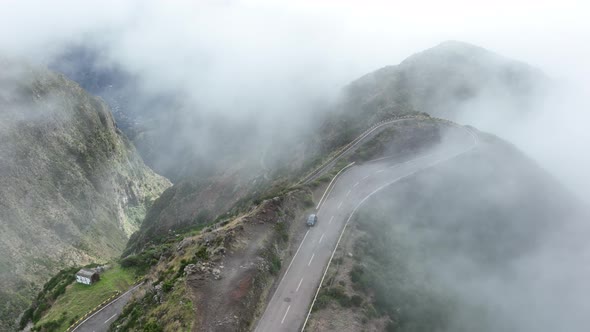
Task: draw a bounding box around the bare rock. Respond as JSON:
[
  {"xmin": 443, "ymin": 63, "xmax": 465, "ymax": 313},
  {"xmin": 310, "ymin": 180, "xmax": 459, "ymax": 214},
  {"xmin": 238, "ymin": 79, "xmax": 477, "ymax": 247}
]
[
  {"xmin": 153, "ymin": 283, "xmax": 164, "ymax": 303},
  {"xmin": 177, "ymin": 238, "xmax": 195, "ymax": 251},
  {"xmin": 184, "ymin": 264, "xmax": 198, "ymax": 275}
]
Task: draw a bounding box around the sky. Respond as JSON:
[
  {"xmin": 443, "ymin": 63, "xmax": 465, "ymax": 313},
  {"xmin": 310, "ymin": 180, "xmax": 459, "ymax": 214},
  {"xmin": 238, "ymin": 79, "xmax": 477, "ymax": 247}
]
[
  {"xmin": 2, "ymin": 0, "xmax": 588, "ymax": 88},
  {"xmin": 1, "ymin": 0, "xmax": 589, "ymax": 195}
]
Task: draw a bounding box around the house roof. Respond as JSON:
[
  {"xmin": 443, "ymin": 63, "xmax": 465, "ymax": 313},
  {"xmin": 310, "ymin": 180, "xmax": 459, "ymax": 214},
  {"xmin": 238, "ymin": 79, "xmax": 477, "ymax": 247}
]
[{"xmin": 76, "ymin": 269, "xmax": 97, "ymax": 278}]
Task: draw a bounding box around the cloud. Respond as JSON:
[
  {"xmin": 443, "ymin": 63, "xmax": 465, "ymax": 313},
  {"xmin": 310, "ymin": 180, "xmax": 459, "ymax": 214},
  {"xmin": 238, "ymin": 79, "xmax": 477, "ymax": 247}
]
[
  {"xmin": 2, "ymin": 2, "xmax": 590, "ymax": 330},
  {"xmin": 1, "ymin": 0, "xmax": 589, "ymax": 192},
  {"xmin": 4, "ymin": 0, "xmax": 587, "ymax": 109}
]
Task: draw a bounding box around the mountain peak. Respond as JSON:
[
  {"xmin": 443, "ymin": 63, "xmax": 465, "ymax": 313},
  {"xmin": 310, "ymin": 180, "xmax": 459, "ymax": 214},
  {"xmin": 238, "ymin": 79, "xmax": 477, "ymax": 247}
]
[
  {"xmin": 433, "ymin": 40, "xmax": 487, "ymax": 51},
  {"xmin": 401, "ymin": 40, "xmax": 502, "ymax": 67}
]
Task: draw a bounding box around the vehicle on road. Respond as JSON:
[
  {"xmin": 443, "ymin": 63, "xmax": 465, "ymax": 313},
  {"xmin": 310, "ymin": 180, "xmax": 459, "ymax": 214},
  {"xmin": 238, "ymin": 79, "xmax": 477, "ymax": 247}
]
[{"xmin": 307, "ymin": 214, "xmax": 318, "ymax": 227}]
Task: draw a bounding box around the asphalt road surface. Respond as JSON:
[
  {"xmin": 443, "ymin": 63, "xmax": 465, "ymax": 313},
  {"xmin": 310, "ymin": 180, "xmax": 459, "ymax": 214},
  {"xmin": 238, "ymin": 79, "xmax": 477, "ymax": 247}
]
[
  {"xmin": 72, "ymin": 283, "xmax": 142, "ymax": 332},
  {"xmin": 255, "ymin": 127, "xmax": 477, "ymax": 332}
]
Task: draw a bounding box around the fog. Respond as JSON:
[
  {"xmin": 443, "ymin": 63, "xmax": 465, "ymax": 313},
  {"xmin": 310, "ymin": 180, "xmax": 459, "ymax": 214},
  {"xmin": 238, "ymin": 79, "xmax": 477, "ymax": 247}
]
[
  {"xmin": 456, "ymin": 75, "xmax": 590, "ymax": 200},
  {"xmin": 350, "ymin": 124, "xmax": 590, "ymax": 331},
  {"xmin": 1, "ymin": 0, "xmax": 589, "ymax": 188},
  {"xmin": 2, "ymin": 1, "xmax": 590, "ymax": 330}
]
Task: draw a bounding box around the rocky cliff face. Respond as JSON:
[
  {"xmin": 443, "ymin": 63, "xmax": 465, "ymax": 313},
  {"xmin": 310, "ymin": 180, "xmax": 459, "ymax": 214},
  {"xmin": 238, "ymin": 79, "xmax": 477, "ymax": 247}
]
[{"xmin": 0, "ymin": 59, "xmax": 170, "ymax": 330}]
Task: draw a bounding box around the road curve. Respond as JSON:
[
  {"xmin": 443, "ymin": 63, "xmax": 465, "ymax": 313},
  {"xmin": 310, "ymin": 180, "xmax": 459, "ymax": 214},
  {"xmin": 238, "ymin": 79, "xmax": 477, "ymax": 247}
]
[
  {"xmin": 71, "ymin": 283, "xmax": 142, "ymax": 332},
  {"xmin": 255, "ymin": 125, "xmax": 477, "ymax": 332}
]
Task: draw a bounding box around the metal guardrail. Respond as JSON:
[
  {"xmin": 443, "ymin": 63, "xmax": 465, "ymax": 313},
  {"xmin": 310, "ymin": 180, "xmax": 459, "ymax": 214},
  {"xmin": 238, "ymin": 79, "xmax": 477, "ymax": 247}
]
[
  {"xmin": 65, "ymin": 291, "xmax": 121, "ymax": 332},
  {"xmin": 299, "ymin": 117, "xmax": 478, "ymax": 332},
  {"xmin": 66, "ymin": 277, "xmax": 144, "ymax": 332},
  {"xmin": 296, "ymin": 115, "xmax": 430, "ymax": 185}
]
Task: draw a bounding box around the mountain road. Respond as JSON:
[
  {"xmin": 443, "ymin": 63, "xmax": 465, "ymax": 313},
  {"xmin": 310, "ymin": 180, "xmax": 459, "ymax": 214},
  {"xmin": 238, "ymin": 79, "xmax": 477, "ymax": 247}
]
[{"xmin": 254, "ymin": 125, "xmax": 477, "ymax": 332}]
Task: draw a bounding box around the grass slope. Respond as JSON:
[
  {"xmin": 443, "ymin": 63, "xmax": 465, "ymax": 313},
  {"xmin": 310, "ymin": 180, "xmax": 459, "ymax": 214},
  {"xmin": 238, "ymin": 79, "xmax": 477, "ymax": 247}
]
[{"xmin": 34, "ymin": 264, "xmax": 138, "ymax": 332}]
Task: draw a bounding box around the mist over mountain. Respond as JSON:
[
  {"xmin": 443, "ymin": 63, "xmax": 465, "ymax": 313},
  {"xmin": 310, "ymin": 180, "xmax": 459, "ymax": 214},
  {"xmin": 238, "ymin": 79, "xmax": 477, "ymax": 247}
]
[
  {"xmin": 48, "ymin": 45, "xmax": 137, "ymax": 130},
  {"xmin": 315, "ymin": 41, "xmax": 546, "ymax": 160},
  {"xmin": 0, "ymin": 59, "xmax": 169, "ymax": 330},
  {"xmin": 307, "ymin": 130, "xmax": 590, "ymax": 332},
  {"xmin": 0, "ymin": 2, "xmax": 587, "ymax": 330},
  {"xmin": 123, "ymin": 42, "xmax": 549, "ymax": 261},
  {"xmin": 48, "ymin": 41, "xmax": 549, "ymax": 184},
  {"xmin": 49, "ymin": 43, "xmax": 290, "ymax": 184},
  {"xmin": 4, "ymin": 37, "xmax": 578, "ymax": 332}
]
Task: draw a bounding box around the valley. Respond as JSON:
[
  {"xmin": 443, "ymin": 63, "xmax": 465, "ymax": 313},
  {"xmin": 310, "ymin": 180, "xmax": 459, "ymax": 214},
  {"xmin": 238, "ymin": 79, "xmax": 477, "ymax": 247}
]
[{"xmin": 1, "ymin": 33, "xmax": 586, "ymax": 332}]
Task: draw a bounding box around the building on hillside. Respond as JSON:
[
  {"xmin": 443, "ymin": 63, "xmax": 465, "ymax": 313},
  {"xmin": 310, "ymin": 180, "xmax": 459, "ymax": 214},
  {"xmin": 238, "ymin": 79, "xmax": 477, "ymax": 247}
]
[{"xmin": 75, "ymin": 269, "xmax": 100, "ymax": 285}]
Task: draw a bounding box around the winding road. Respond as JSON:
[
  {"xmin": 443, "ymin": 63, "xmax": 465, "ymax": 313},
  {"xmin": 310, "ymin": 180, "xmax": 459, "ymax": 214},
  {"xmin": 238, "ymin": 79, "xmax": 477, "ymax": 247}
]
[
  {"xmin": 71, "ymin": 283, "xmax": 142, "ymax": 332},
  {"xmin": 72, "ymin": 118, "xmax": 476, "ymax": 332},
  {"xmin": 255, "ymin": 123, "xmax": 477, "ymax": 332}
]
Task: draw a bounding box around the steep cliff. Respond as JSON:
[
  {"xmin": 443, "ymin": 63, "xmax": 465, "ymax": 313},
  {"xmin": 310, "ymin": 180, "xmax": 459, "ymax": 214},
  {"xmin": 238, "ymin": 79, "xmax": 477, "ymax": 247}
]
[{"xmin": 0, "ymin": 59, "xmax": 170, "ymax": 330}]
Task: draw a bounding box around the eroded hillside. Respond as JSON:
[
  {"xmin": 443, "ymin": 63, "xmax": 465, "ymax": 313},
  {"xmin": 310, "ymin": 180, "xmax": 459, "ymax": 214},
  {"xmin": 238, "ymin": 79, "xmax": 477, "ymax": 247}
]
[{"xmin": 110, "ymin": 188, "xmax": 315, "ymax": 331}]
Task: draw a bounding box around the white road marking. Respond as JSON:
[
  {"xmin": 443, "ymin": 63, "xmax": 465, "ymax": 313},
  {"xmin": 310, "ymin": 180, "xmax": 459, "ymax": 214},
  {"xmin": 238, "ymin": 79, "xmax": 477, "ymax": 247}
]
[
  {"xmin": 337, "ymin": 201, "xmax": 343, "ymax": 209},
  {"xmin": 362, "ymin": 175, "xmax": 370, "ymax": 180},
  {"xmin": 302, "ymin": 118, "xmax": 410, "ymax": 188},
  {"xmin": 104, "ymin": 313, "xmax": 117, "ymax": 324},
  {"xmin": 301, "ymin": 127, "xmax": 479, "ymax": 331},
  {"xmin": 319, "ymin": 233, "xmax": 325, "ymax": 244},
  {"xmin": 315, "ymin": 162, "xmax": 356, "ymax": 210},
  {"xmin": 376, "ymin": 169, "xmax": 385, "ymax": 173},
  {"xmin": 296, "ymin": 278, "xmax": 304, "ymax": 292},
  {"xmin": 353, "ymin": 182, "xmax": 359, "ymax": 188},
  {"xmin": 329, "ymin": 216, "xmax": 334, "ymax": 224},
  {"xmin": 253, "ymin": 230, "xmax": 310, "ymax": 332},
  {"xmin": 281, "ymin": 305, "xmax": 291, "ymax": 324},
  {"xmin": 71, "ymin": 282, "xmax": 144, "ymax": 332},
  {"xmin": 308, "ymin": 253, "xmax": 315, "ymax": 266},
  {"xmin": 283, "ymin": 230, "xmax": 309, "ymax": 277},
  {"xmin": 346, "ymin": 189, "xmax": 352, "ymax": 197}
]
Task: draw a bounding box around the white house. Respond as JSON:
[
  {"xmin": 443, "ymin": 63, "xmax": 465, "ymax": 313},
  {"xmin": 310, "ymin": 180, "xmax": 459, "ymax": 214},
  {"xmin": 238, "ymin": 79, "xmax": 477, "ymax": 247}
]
[{"xmin": 75, "ymin": 269, "xmax": 100, "ymax": 285}]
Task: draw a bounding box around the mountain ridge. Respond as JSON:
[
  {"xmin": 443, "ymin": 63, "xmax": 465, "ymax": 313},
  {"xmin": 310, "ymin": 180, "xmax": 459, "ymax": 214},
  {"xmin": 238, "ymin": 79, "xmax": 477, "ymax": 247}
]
[
  {"xmin": 0, "ymin": 59, "xmax": 170, "ymax": 330},
  {"xmin": 125, "ymin": 41, "xmax": 550, "ymax": 256}
]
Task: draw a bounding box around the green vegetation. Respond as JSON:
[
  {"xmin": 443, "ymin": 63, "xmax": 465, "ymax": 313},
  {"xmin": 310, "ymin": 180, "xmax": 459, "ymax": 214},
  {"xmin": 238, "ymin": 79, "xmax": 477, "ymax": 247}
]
[
  {"xmin": 194, "ymin": 246, "xmax": 209, "ymax": 260},
  {"xmin": 316, "ymin": 286, "xmax": 353, "ymax": 309},
  {"xmin": 32, "ymin": 264, "xmax": 139, "ymax": 332},
  {"xmin": 125, "ymin": 162, "xmax": 301, "ymax": 255},
  {"xmin": 124, "ymin": 204, "xmax": 148, "ymax": 230},
  {"xmin": 121, "ymin": 243, "xmax": 172, "ymax": 275},
  {"xmin": 33, "ymin": 312, "xmax": 68, "ymax": 332},
  {"xmin": 0, "ymin": 61, "xmax": 170, "ymax": 330},
  {"xmin": 346, "ymin": 119, "xmax": 441, "ymax": 163},
  {"xmin": 350, "ymin": 221, "xmax": 456, "ymax": 331},
  {"xmin": 350, "ymin": 128, "xmax": 395, "ymax": 162},
  {"xmin": 315, "ymin": 142, "xmax": 576, "ymax": 331},
  {"xmin": 306, "ymin": 158, "xmax": 351, "ymax": 190},
  {"xmin": 19, "ymin": 267, "xmax": 78, "ymax": 330},
  {"xmin": 275, "ymin": 220, "xmax": 289, "ymax": 243},
  {"xmin": 269, "ymin": 252, "xmax": 282, "ymax": 275},
  {"xmin": 111, "ymin": 241, "xmax": 213, "ymax": 330},
  {"xmin": 110, "ymin": 282, "xmax": 193, "ymax": 332},
  {"xmin": 112, "ymin": 187, "xmax": 308, "ymax": 331}
]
